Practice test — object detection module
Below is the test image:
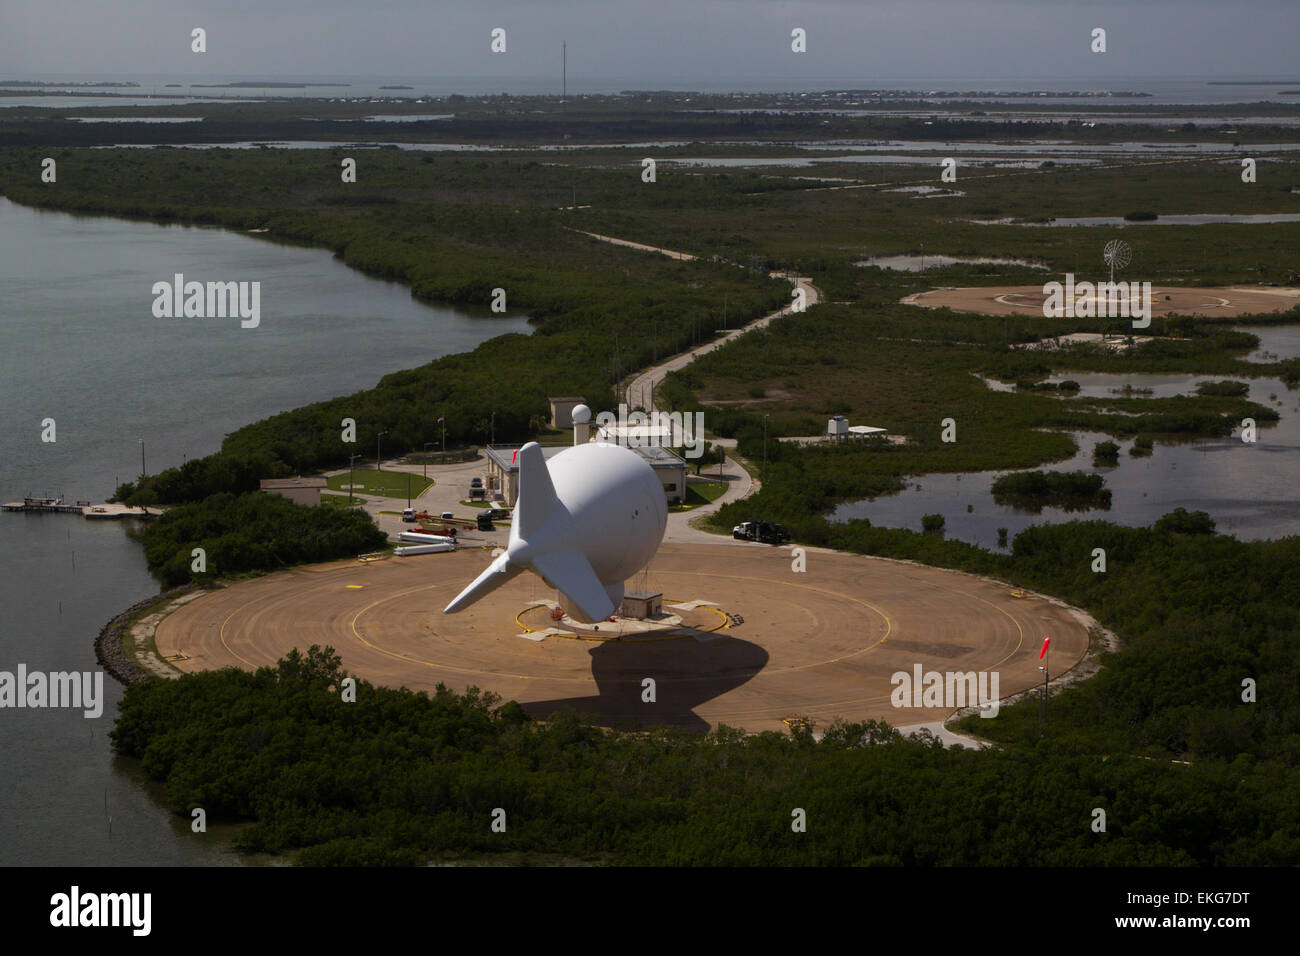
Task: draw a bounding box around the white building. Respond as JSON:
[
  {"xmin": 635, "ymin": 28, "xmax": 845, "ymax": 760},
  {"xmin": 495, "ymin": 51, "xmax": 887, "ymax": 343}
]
[{"xmin": 485, "ymin": 404, "xmax": 688, "ymax": 505}]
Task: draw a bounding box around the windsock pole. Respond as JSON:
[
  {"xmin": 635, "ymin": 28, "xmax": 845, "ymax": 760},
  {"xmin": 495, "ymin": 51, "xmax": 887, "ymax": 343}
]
[{"xmin": 1038, "ymin": 637, "xmax": 1051, "ymax": 728}]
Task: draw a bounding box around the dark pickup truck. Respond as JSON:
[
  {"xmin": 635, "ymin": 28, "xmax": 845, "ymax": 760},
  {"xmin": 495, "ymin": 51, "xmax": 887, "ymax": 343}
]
[{"xmin": 732, "ymin": 521, "xmax": 790, "ymax": 544}]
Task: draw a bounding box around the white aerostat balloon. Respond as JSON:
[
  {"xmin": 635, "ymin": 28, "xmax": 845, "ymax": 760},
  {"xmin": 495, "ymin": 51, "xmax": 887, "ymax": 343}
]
[{"xmin": 443, "ymin": 441, "xmax": 667, "ymax": 623}]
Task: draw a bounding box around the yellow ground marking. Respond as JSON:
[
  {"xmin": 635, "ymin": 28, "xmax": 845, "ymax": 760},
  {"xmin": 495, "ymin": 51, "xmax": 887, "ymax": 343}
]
[
  {"xmin": 347, "ymin": 584, "xmax": 587, "ymax": 683},
  {"xmin": 649, "ymin": 570, "xmax": 893, "ymax": 672}
]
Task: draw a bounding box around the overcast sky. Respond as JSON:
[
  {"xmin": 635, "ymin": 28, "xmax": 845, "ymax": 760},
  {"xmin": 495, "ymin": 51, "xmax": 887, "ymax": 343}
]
[{"xmin": 2, "ymin": 1, "xmax": 1298, "ymax": 84}]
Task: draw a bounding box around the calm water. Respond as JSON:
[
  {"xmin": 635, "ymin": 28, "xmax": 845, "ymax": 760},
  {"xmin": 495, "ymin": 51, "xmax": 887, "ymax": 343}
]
[
  {"xmin": 1021, "ymin": 213, "xmax": 1300, "ymax": 228},
  {"xmin": 0, "ymin": 197, "xmax": 530, "ymax": 865},
  {"xmin": 832, "ymin": 325, "xmax": 1300, "ymax": 549},
  {"xmin": 6, "ymin": 73, "xmax": 1300, "ymax": 105}
]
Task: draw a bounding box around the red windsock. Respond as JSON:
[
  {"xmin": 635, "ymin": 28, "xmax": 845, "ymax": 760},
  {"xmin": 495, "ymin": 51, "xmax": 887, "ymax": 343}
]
[
  {"xmin": 1039, "ymin": 637, "xmax": 1051, "ymax": 659},
  {"xmin": 512, "ymin": 449, "xmax": 518, "ymax": 463}
]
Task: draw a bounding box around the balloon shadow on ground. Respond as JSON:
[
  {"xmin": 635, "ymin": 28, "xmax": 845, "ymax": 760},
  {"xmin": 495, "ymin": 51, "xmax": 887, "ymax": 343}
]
[{"xmin": 525, "ymin": 631, "xmax": 768, "ymax": 733}]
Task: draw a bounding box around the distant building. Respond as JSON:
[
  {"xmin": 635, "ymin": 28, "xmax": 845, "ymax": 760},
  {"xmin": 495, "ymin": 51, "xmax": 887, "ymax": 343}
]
[
  {"xmin": 484, "ymin": 443, "xmax": 687, "ymax": 506},
  {"xmin": 595, "ymin": 421, "xmax": 676, "ymax": 447},
  {"xmin": 490, "ymin": 402, "xmax": 689, "ymax": 504},
  {"xmin": 260, "ymin": 477, "xmax": 327, "ymax": 506},
  {"xmin": 848, "ymin": 425, "xmax": 888, "ymax": 439},
  {"xmin": 548, "ymin": 396, "xmax": 587, "ymax": 430},
  {"xmin": 828, "ymin": 416, "xmax": 887, "ymax": 442}
]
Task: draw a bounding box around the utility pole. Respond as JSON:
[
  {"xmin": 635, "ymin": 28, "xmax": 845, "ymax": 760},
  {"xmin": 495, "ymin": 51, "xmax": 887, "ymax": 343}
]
[
  {"xmin": 490, "ymin": 412, "xmax": 495, "ymax": 445},
  {"xmin": 348, "ymin": 454, "xmax": 360, "ymax": 504},
  {"xmin": 407, "ymin": 471, "xmax": 412, "ymax": 509},
  {"xmin": 763, "ymin": 414, "xmax": 769, "ymax": 467},
  {"xmin": 137, "ymin": 439, "xmax": 146, "ymax": 479},
  {"xmin": 423, "ymin": 443, "xmax": 434, "ymax": 480},
  {"xmin": 376, "ymin": 431, "xmax": 386, "ymax": 473}
]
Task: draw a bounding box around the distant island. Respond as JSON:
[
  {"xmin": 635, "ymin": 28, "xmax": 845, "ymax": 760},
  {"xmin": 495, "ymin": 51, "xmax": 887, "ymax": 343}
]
[
  {"xmin": 620, "ymin": 87, "xmax": 1152, "ymax": 99},
  {"xmin": 0, "ymin": 79, "xmax": 140, "ymax": 88},
  {"xmin": 191, "ymin": 82, "xmax": 351, "ymax": 89},
  {"xmin": 379, "ymin": 85, "xmax": 414, "ymax": 90}
]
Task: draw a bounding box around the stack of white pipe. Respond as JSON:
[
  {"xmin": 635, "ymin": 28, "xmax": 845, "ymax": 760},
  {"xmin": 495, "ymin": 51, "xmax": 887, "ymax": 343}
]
[
  {"xmin": 395, "ymin": 542, "xmax": 455, "ymax": 556},
  {"xmin": 397, "ymin": 531, "xmax": 455, "ymax": 545}
]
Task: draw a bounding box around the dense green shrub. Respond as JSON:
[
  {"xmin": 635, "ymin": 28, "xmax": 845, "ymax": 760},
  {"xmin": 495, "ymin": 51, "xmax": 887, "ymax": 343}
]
[{"xmin": 135, "ymin": 492, "xmax": 388, "ymax": 585}]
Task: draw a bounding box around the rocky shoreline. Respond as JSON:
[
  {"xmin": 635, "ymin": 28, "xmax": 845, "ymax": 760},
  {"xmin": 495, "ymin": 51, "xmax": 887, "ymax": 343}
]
[{"xmin": 94, "ymin": 584, "xmax": 200, "ymax": 686}]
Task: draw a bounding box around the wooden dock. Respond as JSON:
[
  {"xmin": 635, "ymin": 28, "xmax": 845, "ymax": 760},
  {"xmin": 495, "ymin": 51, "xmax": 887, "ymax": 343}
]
[{"xmin": 2, "ymin": 497, "xmax": 155, "ymax": 518}]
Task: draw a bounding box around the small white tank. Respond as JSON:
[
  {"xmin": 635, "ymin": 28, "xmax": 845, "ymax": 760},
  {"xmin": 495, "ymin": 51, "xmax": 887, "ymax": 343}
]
[{"xmin": 572, "ymin": 403, "xmax": 592, "ymax": 445}]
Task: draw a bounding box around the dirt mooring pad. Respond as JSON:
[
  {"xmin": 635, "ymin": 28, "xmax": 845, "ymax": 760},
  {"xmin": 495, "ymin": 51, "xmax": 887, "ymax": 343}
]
[
  {"xmin": 903, "ymin": 284, "xmax": 1300, "ymax": 318},
  {"xmin": 154, "ymin": 542, "xmax": 1089, "ymax": 734}
]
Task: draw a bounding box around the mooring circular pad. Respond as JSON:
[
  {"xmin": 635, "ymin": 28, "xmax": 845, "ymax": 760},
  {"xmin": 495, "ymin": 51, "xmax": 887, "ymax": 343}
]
[
  {"xmin": 906, "ymin": 285, "xmax": 1293, "ymax": 318},
  {"xmin": 154, "ymin": 542, "xmax": 1088, "ymax": 733}
]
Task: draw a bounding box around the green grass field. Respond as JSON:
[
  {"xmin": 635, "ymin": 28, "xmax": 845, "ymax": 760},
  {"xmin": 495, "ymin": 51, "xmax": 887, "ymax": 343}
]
[
  {"xmin": 320, "ymin": 492, "xmax": 367, "ymax": 508},
  {"xmin": 686, "ymin": 480, "xmax": 727, "ymax": 504},
  {"xmin": 326, "ymin": 469, "xmax": 433, "ymax": 498}
]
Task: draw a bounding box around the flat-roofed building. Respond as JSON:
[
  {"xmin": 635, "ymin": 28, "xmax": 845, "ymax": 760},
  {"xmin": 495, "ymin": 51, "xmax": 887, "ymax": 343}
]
[
  {"xmin": 484, "ymin": 443, "xmax": 688, "ymax": 506},
  {"xmin": 621, "ymin": 590, "xmax": 663, "ymax": 619},
  {"xmin": 548, "ymin": 396, "xmax": 587, "ymax": 430},
  {"xmin": 260, "ymin": 477, "xmax": 327, "ymax": 506}
]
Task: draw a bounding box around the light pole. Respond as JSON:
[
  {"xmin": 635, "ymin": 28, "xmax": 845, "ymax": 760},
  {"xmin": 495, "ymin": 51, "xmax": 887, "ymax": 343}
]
[
  {"xmin": 407, "ymin": 470, "xmax": 412, "ymax": 509},
  {"xmin": 376, "ymin": 431, "xmax": 386, "ymax": 473},
  {"xmin": 423, "ymin": 443, "xmax": 434, "ymax": 480},
  {"xmin": 490, "ymin": 412, "xmax": 495, "ymax": 446},
  {"xmin": 763, "ymin": 414, "xmax": 769, "ymax": 467},
  {"xmin": 441, "ymin": 417, "xmax": 446, "ymax": 454},
  {"xmin": 348, "ymin": 454, "xmax": 360, "ymax": 504},
  {"xmin": 137, "ymin": 439, "xmax": 146, "ymax": 479}
]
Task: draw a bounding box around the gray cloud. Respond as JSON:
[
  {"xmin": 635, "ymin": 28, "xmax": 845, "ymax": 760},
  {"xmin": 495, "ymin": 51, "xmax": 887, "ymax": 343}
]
[{"xmin": 0, "ymin": 1, "xmax": 1295, "ymax": 83}]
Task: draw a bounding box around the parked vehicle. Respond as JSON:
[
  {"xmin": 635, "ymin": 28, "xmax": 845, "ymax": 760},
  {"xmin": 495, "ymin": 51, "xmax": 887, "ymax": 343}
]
[
  {"xmin": 440, "ymin": 512, "xmax": 455, "ymax": 520},
  {"xmin": 483, "ymin": 508, "xmax": 511, "ymax": 520},
  {"xmin": 476, "ymin": 513, "xmax": 495, "ymax": 532},
  {"xmin": 402, "ymin": 508, "xmax": 417, "ymax": 523},
  {"xmin": 732, "ymin": 521, "xmax": 790, "ymax": 544}
]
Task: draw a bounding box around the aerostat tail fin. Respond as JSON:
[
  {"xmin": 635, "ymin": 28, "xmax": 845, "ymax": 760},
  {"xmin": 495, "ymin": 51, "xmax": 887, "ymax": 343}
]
[
  {"xmin": 533, "ymin": 550, "xmax": 615, "ymax": 623},
  {"xmin": 443, "ymin": 552, "xmax": 523, "ymax": 613},
  {"xmin": 514, "ymin": 442, "xmax": 561, "ymax": 541}
]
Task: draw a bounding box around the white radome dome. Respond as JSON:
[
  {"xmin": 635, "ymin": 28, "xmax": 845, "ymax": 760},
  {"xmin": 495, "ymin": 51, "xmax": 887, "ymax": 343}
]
[{"xmin": 571, "ymin": 403, "xmax": 592, "ymax": 424}]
